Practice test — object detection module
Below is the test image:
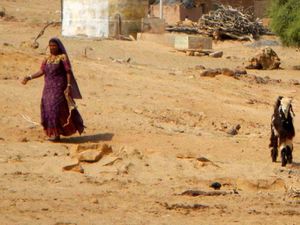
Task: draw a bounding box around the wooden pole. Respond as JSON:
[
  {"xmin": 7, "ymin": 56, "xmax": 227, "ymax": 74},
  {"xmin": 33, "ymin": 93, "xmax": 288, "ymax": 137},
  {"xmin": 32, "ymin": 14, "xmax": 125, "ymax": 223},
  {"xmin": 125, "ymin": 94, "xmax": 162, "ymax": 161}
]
[{"xmin": 159, "ymin": 0, "xmax": 163, "ymax": 19}]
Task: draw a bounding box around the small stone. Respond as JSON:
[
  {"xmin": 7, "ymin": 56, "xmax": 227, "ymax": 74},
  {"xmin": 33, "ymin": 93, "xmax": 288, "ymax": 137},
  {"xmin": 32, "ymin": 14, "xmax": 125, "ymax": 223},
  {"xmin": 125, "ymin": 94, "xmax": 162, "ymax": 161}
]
[
  {"xmin": 0, "ymin": 6, "xmax": 5, "ymax": 17},
  {"xmin": 31, "ymin": 42, "xmax": 39, "ymax": 49},
  {"xmin": 71, "ymin": 143, "xmax": 112, "ymax": 160},
  {"xmin": 210, "ymin": 182, "xmax": 222, "ymax": 190},
  {"xmin": 292, "ymin": 65, "xmax": 300, "ymax": 70},
  {"xmin": 227, "ymin": 124, "xmax": 241, "ymax": 135},
  {"xmin": 78, "ymin": 150, "xmax": 102, "ymax": 162},
  {"xmin": 3, "ymin": 43, "xmax": 12, "ymax": 47},
  {"xmin": 194, "ymin": 52, "xmax": 205, "ymax": 57},
  {"xmin": 209, "ymin": 51, "xmax": 223, "ymax": 58},
  {"xmin": 19, "ymin": 137, "xmax": 28, "ymax": 142},
  {"xmin": 91, "ymin": 198, "xmax": 99, "ymax": 204},
  {"xmin": 289, "ymin": 79, "xmax": 300, "ymax": 85},
  {"xmin": 234, "ymin": 67, "xmax": 247, "ymax": 75},
  {"xmin": 200, "ymin": 69, "xmax": 221, "ymax": 77},
  {"xmin": 62, "ymin": 163, "xmax": 84, "ymax": 174},
  {"xmin": 197, "ymin": 157, "xmax": 210, "ymax": 162},
  {"xmin": 195, "ymin": 65, "xmax": 206, "ymax": 70},
  {"xmin": 186, "ymin": 51, "xmax": 194, "ymax": 56},
  {"xmin": 246, "ymin": 99, "xmax": 256, "ymax": 104},
  {"xmin": 221, "ymin": 68, "xmax": 235, "ymax": 77}
]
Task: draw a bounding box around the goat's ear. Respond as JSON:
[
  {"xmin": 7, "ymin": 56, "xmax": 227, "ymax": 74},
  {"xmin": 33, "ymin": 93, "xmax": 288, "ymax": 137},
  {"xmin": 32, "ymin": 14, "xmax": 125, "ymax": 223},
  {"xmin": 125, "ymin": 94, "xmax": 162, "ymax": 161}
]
[{"xmin": 275, "ymin": 96, "xmax": 283, "ymax": 108}]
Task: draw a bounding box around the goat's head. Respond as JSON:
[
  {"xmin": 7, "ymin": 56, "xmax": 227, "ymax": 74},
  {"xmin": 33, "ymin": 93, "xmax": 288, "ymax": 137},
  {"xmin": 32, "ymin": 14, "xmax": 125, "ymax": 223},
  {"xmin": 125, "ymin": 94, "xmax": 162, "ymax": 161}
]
[{"xmin": 278, "ymin": 97, "xmax": 294, "ymax": 119}]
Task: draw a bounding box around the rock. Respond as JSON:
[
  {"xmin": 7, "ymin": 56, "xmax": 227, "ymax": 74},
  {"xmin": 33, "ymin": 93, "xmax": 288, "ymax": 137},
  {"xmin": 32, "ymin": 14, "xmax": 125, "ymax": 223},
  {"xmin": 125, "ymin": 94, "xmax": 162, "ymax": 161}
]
[
  {"xmin": 70, "ymin": 143, "xmax": 112, "ymax": 159},
  {"xmin": 194, "ymin": 52, "xmax": 206, "ymax": 57},
  {"xmin": 0, "ymin": 6, "xmax": 5, "ymax": 17},
  {"xmin": 98, "ymin": 156, "xmax": 121, "ymax": 166},
  {"xmin": 292, "ymin": 65, "xmax": 300, "ymax": 70},
  {"xmin": 186, "ymin": 51, "xmax": 194, "ymax": 56},
  {"xmin": 210, "ymin": 182, "xmax": 222, "ymax": 190},
  {"xmin": 234, "ymin": 67, "xmax": 247, "ymax": 75},
  {"xmin": 62, "ymin": 163, "xmax": 84, "ymax": 173},
  {"xmin": 78, "ymin": 150, "xmax": 103, "ymax": 162},
  {"xmin": 289, "ymin": 79, "xmax": 300, "ymax": 85},
  {"xmin": 200, "ymin": 69, "xmax": 221, "ymax": 77},
  {"xmin": 245, "ymin": 47, "xmax": 281, "ymax": 70},
  {"xmin": 3, "ymin": 43, "xmax": 12, "ymax": 47},
  {"xmin": 163, "ymin": 202, "xmax": 209, "ymax": 210},
  {"xmin": 221, "ymin": 68, "xmax": 235, "ymax": 77},
  {"xmin": 91, "ymin": 198, "xmax": 99, "ymax": 204},
  {"xmin": 209, "ymin": 51, "xmax": 223, "ymax": 58},
  {"xmin": 227, "ymin": 124, "xmax": 241, "ymax": 135},
  {"xmin": 246, "ymin": 99, "xmax": 256, "ymax": 104},
  {"xmin": 197, "ymin": 157, "xmax": 211, "ymax": 162},
  {"xmin": 31, "ymin": 41, "xmax": 39, "ymax": 49},
  {"xmin": 195, "ymin": 65, "xmax": 206, "ymax": 70},
  {"xmin": 19, "ymin": 137, "xmax": 28, "ymax": 142}
]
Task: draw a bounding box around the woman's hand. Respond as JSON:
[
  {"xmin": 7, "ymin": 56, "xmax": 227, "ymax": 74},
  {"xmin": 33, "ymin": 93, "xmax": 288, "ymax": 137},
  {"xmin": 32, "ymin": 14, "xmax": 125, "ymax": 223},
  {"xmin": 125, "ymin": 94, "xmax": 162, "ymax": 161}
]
[
  {"xmin": 64, "ymin": 85, "xmax": 72, "ymax": 97},
  {"xmin": 21, "ymin": 76, "xmax": 30, "ymax": 85}
]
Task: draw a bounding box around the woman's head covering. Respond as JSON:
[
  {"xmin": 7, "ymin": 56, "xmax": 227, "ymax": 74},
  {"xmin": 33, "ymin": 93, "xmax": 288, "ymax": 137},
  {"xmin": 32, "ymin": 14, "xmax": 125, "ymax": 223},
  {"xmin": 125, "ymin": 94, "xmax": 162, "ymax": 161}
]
[{"xmin": 49, "ymin": 37, "xmax": 82, "ymax": 99}]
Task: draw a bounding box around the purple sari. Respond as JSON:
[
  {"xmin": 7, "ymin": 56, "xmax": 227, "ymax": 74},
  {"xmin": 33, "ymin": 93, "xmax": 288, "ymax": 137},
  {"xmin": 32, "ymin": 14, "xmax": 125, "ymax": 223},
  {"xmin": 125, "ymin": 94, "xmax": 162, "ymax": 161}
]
[{"xmin": 40, "ymin": 38, "xmax": 84, "ymax": 137}]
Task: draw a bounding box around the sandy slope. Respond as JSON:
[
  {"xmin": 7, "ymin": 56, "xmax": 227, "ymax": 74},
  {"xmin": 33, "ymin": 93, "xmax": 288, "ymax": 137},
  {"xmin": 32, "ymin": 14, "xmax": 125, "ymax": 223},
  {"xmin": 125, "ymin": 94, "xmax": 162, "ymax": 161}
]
[{"xmin": 1, "ymin": 1, "xmax": 300, "ymax": 224}]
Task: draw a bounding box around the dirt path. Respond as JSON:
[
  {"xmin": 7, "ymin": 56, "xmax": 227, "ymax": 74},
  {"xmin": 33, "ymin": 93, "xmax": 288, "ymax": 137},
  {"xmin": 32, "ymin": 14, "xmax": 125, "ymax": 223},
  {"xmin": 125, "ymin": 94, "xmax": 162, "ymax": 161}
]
[{"xmin": 1, "ymin": 1, "xmax": 300, "ymax": 224}]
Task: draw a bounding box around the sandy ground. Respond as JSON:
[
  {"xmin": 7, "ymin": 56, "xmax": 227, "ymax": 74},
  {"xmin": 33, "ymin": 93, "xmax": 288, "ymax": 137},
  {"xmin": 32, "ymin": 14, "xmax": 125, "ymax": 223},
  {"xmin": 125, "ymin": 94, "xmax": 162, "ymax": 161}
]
[{"xmin": 1, "ymin": 1, "xmax": 300, "ymax": 224}]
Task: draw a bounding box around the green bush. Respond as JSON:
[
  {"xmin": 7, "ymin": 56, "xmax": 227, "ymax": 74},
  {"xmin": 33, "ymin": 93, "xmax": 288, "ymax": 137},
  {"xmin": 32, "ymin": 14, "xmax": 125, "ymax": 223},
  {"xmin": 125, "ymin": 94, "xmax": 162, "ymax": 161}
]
[{"xmin": 269, "ymin": 0, "xmax": 300, "ymax": 46}]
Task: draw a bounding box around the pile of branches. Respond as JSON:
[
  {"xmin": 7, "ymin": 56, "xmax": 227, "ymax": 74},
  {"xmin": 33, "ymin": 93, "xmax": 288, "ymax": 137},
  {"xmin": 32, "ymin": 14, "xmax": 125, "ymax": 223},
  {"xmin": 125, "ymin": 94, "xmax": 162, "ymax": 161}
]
[{"xmin": 166, "ymin": 4, "xmax": 271, "ymax": 41}]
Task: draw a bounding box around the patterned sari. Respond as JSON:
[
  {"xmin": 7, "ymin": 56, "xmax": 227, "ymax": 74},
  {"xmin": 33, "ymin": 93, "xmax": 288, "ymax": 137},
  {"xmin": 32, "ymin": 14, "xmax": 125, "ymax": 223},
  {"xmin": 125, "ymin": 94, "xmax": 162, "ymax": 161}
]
[{"xmin": 40, "ymin": 38, "xmax": 84, "ymax": 137}]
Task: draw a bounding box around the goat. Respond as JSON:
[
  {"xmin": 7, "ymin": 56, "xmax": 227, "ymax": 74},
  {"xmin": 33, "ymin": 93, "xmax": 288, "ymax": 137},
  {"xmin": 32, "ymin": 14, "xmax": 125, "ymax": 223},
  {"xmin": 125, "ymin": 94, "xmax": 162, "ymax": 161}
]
[{"xmin": 269, "ymin": 96, "xmax": 295, "ymax": 166}]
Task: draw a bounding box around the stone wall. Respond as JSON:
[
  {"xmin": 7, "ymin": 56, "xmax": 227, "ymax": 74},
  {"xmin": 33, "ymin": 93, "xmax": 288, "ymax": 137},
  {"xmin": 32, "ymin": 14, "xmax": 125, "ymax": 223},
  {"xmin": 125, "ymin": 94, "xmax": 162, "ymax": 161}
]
[
  {"xmin": 150, "ymin": 4, "xmax": 203, "ymax": 25},
  {"xmin": 108, "ymin": 0, "xmax": 148, "ymax": 36}
]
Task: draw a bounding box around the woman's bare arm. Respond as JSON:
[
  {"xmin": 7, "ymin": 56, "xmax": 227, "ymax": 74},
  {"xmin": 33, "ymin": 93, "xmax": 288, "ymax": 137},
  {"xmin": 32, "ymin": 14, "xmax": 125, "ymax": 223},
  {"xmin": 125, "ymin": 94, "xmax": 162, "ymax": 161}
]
[{"xmin": 21, "ymin": 69, "xmax": 44, "ymax": 85}]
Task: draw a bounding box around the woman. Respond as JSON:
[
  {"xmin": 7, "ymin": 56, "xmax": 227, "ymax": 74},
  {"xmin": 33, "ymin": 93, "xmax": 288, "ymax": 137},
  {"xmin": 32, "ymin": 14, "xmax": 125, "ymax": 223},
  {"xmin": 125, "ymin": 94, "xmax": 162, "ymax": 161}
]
[{"xmin": 22, "ymin": 37, "xmax": 84, "ymax": 141}]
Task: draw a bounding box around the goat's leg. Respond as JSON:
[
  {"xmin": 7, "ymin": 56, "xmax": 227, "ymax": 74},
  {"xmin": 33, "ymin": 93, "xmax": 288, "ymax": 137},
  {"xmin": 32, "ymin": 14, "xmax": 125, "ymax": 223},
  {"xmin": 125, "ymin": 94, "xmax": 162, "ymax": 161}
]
[
  {"xmin": 280, "ymin": 140, "xmax": 289, "ymax": 167},
  {"xmin": 270, "ymin": 128, "xmax": 278, "ymax": 162},
  {"xmin": 286, "ymin": 140, "xmax": 293, "ymax": 164},
  {"xmin": 281, "ymin": 147, "xmax": 288, "ymax": 167},
  {"xmin": 286, "ymin": 146, "xmax": 293, "ymax": 164}
]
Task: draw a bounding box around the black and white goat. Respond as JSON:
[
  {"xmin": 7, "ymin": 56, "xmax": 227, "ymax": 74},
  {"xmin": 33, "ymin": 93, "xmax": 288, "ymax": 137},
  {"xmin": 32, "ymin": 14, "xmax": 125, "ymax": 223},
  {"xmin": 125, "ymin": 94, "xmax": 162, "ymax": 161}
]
[{"xmin": 269, "ymin": 96, "xmax": 295, "ymax": 166}]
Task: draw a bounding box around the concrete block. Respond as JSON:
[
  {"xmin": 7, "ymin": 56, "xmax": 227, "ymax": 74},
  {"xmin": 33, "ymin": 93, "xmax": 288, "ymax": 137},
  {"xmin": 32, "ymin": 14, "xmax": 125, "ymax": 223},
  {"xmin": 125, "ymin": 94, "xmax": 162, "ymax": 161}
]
[
  {"xmin": 137, "ymin": 32, "xmax": 176, "ymax": 47},
  {"xmin": 174, "ymin": 35, "xmax": 212, "ymax": 50}
]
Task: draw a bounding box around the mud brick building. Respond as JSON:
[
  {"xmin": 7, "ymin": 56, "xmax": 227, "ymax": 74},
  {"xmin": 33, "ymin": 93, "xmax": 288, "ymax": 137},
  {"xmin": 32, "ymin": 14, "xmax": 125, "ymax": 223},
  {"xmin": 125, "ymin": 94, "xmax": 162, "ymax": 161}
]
[{"xmin": 61, "ymin": 0, "xmax": 148, "ymax": 38}]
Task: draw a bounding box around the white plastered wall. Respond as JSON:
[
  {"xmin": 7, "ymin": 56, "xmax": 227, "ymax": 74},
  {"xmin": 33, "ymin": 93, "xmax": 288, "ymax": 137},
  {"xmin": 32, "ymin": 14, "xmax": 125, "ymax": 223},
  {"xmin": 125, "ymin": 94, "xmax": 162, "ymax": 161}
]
[{"xmin": 62, "ymin": 0, "xmax": 109, "ymax": 38}]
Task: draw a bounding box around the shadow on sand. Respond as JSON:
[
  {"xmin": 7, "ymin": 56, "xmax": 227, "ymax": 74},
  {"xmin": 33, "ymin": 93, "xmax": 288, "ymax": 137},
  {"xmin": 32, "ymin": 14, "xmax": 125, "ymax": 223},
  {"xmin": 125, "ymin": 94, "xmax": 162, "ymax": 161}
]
[
  {"xmin": 290, "ymin": 162, "xmax": 300, "ymax": 169},
  {"xmin": 59, "ymin": 133, "xmax": 114, "ymax": 144}
]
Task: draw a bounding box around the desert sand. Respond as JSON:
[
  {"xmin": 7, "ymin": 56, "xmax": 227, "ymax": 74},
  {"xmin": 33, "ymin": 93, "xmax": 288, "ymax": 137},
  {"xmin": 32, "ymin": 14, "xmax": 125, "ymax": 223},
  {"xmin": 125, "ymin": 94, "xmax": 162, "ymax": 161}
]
[{"xmin": 1, "ymin": 1, "xmax": 300, "ymax": 225}]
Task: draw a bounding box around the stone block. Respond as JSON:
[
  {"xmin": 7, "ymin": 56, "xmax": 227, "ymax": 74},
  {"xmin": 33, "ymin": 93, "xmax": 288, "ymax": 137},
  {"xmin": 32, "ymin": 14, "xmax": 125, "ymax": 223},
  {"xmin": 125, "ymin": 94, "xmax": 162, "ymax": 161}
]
[
  {"xmin": 174, "ymin": 35, "xmax": 212, "ymax": 50},
  {"xmin": 137, "ymin": 32, "xmax": 176, "ymax": 47}
]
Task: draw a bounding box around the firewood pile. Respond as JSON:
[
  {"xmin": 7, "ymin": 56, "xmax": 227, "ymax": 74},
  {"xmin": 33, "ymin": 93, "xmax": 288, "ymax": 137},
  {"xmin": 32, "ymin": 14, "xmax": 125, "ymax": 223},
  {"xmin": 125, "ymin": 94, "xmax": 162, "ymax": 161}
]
[{"xmin": 166, "ymin": 4, "xmax": 271, "ymax": 41}]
